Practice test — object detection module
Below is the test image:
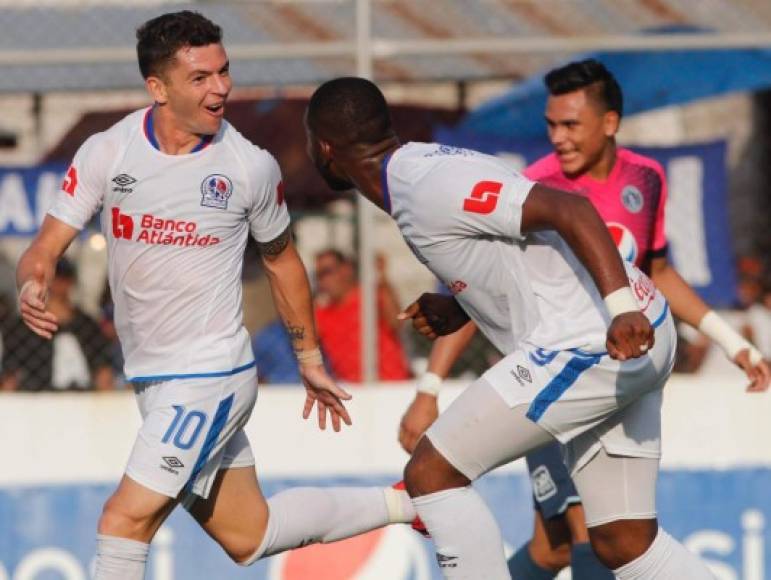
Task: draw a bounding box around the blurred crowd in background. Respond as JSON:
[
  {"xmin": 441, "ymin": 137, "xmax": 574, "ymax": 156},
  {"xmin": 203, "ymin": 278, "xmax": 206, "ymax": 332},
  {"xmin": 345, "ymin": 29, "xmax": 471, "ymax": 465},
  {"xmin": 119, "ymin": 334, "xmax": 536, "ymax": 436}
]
[
  {"xmin": 1, "ymin": 219, "xmax": 769, "ymax": 392},
  {"xmin": 0, "ymin": 0, "xmax": 770, "ymax": 392},
  {"xmin": 1, "ymin": 89, "xmax": 770, "ymax": 391}
]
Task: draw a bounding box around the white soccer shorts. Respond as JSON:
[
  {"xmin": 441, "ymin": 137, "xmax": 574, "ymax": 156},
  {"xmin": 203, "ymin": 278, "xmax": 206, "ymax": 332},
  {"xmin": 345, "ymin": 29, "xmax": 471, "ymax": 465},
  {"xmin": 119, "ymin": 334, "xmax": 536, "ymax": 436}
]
[
  {"xmin": 427, "ymin": 307, "xmax": 677, "ymax": 480},
  {"xmin": 125, "ymin": 366, "xmax": 258, "ymax": 501}
]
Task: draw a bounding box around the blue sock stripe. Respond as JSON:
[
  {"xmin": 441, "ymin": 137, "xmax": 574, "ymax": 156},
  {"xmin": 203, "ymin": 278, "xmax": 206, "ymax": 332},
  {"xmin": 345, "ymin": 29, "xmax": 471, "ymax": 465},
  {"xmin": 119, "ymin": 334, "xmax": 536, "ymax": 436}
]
[
  {"xmin": 184, "ymin": 393, "xmax": 235, "ymax": 493},
  {"xmin": 527, "ymin": 354, "xmax": 601, "ymax": 422}
]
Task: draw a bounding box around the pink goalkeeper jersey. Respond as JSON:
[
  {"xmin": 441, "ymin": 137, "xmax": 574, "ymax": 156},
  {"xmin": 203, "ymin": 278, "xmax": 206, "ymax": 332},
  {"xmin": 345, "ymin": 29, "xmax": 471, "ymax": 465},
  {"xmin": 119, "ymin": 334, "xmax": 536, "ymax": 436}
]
[{"xmin": 524, "ymin": 148, "xmax": 668, "ymax": 273}]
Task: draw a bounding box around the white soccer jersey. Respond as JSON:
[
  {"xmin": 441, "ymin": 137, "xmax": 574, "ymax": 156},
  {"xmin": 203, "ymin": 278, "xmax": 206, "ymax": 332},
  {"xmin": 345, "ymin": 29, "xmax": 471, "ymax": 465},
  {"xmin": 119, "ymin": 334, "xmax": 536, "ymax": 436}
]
[
  {"xmin": 49, "ymin": 107, "xmax": 290, "ymax": 381},
  {"xmin": 383, "ymin": 142, "xmax": 667, "ymax": 354}
]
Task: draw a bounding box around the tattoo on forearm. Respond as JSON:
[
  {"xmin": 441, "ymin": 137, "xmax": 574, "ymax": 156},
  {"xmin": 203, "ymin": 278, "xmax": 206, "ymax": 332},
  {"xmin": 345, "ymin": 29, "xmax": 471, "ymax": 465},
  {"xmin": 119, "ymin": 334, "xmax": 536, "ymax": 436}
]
[
  {"xmin": 286, "ymin": 324, "xmax": 305, "ymax": 349},
  {"xmin": 259, "ymin": 226, "xmax": 291, "ymax": 257}
]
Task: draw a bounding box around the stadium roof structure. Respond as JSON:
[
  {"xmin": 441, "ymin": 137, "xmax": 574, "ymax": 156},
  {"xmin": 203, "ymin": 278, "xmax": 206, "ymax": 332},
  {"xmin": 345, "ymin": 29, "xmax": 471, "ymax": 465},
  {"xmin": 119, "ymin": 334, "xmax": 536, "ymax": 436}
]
[{"xmin": 1, "ymin": 0, "xmax": 771, "ymax": 93}]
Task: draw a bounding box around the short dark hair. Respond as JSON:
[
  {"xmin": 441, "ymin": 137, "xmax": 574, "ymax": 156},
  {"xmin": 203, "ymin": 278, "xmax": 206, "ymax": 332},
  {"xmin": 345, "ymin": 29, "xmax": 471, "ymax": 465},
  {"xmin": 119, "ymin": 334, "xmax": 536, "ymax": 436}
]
[
  {"xmin": 544, "ymin": 59, "xmax": 623, "ymax": 118},
  {"xmin": 307, "ymin": 77, "xmax": 392, "ymax": 145},
  {"xmin": 136, "ymin": 11, "xmax": 222, "ymax": 79}
]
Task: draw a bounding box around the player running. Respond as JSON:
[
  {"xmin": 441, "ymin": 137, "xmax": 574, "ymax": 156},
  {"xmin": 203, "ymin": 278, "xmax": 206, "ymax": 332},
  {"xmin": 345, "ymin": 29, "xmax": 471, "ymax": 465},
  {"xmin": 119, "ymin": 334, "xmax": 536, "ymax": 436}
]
[
  {"xmin": 305, "ymin": 76, "xmax": 731, "ymax": 579},
  {"xmin": 17, "ymin": 12, "xmax": 415, "ymax": 579},
  {"xmin": 398, "ymin": 59, "xmax": 770, "ymax": 580}
]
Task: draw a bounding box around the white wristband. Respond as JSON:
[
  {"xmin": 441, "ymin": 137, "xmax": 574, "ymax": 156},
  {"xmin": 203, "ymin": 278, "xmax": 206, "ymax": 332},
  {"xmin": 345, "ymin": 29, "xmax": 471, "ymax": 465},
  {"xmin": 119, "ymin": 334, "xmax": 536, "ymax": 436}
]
[
  {"xmin": 603, "ymin": 287, "xmax": 639, "ymax": 318},
  {"xmin": 296, "ymin": 347, "xmax": 323, "ymax": 367},
  {"xmin": 416, "ymin": 372, "xmax": 443, "ymax": 397},
  {"xmin": 698, "ymin": 310, "xmax": 762, "ymax": 364}
]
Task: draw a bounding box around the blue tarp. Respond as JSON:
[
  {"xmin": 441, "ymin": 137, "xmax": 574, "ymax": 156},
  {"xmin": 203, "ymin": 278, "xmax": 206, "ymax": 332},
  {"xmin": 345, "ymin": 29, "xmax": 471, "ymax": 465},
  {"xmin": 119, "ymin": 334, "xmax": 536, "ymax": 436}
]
[{"xmin": 459, "ymin": 48, "xmax": 771, "ymax": 139}]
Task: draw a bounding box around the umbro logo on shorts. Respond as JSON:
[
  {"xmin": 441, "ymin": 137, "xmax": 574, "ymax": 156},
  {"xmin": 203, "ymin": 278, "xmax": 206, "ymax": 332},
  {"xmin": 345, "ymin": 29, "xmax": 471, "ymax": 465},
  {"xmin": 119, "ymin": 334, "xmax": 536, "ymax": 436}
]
[
  {"xmin": 161, "ymin": 456, "xmax": 185, "ymax": 475},
  {"xmin": 163, "ymin": 456, "xmax": 184, "ymax": 468},
  {"xmin": 436, "ymin": 553, "xmax": 458, "ymax": 568},
  {"xmin": 510, "ymin": 364, "xmax": 532, "ymax": 387}
]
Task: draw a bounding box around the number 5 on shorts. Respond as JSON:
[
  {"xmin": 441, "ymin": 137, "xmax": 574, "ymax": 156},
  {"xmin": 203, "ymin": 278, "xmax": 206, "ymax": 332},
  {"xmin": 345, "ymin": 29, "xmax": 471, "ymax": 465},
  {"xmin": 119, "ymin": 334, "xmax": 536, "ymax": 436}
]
[{"xmin": 162, "ymin": 405, "xmax": 208, "ymax": 450}]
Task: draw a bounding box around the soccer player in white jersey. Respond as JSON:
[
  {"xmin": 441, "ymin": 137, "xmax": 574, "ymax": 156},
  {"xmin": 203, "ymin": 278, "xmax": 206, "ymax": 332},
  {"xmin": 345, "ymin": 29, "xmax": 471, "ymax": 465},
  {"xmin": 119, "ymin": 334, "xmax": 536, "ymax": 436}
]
[
  {"xmin": 17, "ymin": 12, "xmax": 415, "ymax": 579},
  {"xmin": 399, "ymin": 59, "xmax": 770, "ymax": 580},
  {"xmin": 305, "ymin": 77, "xmax": 719, "ymax": 579}
]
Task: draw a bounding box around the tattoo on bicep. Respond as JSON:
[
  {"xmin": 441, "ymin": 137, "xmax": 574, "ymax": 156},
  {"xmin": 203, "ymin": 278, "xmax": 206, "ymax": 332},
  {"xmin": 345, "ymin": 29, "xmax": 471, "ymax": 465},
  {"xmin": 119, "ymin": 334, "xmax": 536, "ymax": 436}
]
[
  {"xmin": 286, "ymin": 323, "xmax": 305, "ymax": 350},
  {"xmin": 259, "ymin": 226, "xmax": 291, "ymax": 257}
]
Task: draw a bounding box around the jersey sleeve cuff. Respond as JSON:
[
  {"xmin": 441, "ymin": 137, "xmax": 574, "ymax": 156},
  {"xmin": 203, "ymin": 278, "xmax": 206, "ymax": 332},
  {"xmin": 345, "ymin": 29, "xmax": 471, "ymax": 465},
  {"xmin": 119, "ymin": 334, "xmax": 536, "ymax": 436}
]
[
  {"xmin": 646, "ymin": 244, "xmax": 668, "ymax": 260},
  {"xmin": 46, "ymin": 209, "xmax": 85, "ymax": 232}
]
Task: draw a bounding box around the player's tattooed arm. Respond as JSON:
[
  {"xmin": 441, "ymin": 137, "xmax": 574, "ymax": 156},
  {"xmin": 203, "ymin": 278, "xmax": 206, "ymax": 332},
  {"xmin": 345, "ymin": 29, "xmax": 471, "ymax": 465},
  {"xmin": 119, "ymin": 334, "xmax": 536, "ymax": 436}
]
[
  {"xmin": 258, "ymin": 225, "xmax": 291, "ymax": 258},
  {"xmin": 286, "ymin": 322, "xmax": 306, "ymax": 351}
]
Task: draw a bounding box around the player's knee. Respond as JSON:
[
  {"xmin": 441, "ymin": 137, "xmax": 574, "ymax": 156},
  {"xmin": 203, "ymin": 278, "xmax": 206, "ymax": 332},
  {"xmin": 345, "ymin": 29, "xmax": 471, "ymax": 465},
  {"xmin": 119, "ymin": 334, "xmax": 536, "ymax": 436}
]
[
  {"xmin": 588, "ymin": 518, "xmax": 657, "ymax": 569},
  {"xmin": 98, "ymin": 496, "xmax": 153, "ymax": 540},
  {"xmin": 404, "ymin": 437, "xmax": 469, "ymax": 497}
]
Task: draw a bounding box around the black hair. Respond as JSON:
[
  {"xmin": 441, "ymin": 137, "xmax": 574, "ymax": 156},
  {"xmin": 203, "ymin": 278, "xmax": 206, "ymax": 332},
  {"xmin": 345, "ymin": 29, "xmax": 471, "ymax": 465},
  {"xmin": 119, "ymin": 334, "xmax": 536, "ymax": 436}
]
[
  {"xmin": 136, "ymin": 11, "xmax": 222, "ymax": 79},
  {"xmin": 307, "ymin": 77, "xmax": 392, "ymax": 145},
  {"xmin": 544, "ymin": 59, "xmax": 623, "ymax": 118}
]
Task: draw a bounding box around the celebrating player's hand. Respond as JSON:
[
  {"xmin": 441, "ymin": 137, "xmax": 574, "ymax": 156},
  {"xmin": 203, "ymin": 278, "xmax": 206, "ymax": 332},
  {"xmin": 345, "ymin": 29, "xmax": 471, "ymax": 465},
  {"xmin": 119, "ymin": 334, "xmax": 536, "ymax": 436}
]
[
  {"xmin": 398, "ymin": 293, "xmax": 471, "ymax": 340},
  {"xmin": 398, "ymin": 393, "xmax": 439, "ymax": 454},
  {"xmin": 18, "ymin": 264, "xmax": 58, "ymax": 340},
  {"xmin": 299, "ymin": 364, "xmax": 353, "ymax": 432},
  {"xmin": 732, "ymin": 349, "xmax": 771, "ymax": 393},
  {"xmin": 606, "ymin": 312, "xmax": 654, "ymax": 361}
]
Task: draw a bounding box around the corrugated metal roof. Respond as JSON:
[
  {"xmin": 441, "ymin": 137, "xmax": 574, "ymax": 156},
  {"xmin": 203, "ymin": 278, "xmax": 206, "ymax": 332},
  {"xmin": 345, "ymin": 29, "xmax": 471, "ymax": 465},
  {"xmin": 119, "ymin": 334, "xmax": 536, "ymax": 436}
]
[{"xmin": 0, "ymin": 0, "xmax": 769, "ymax": 92}]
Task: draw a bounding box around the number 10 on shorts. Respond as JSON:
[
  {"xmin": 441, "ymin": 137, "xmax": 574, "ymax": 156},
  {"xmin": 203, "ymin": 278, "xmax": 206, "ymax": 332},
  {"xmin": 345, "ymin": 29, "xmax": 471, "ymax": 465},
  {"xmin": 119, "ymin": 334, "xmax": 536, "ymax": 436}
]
[{"xmin": 162, "ymin": 406, "xmax": 208, "ymax": 450}]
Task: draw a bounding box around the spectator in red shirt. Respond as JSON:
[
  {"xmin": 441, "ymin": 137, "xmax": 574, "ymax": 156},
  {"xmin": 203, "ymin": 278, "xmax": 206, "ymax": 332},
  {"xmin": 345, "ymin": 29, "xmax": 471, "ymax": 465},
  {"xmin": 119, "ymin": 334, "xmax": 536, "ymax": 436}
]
[{"xmin": 314, "ymin": 249, "xmax": 411, "ymax": 382}]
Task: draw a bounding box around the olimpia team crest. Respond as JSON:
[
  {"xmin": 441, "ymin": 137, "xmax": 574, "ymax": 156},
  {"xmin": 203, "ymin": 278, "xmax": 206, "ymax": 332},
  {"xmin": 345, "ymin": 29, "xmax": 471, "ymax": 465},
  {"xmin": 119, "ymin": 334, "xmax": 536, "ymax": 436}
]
[{"xmin": 201, "ymin": 174, "xmax": 233, "ymax": 209}]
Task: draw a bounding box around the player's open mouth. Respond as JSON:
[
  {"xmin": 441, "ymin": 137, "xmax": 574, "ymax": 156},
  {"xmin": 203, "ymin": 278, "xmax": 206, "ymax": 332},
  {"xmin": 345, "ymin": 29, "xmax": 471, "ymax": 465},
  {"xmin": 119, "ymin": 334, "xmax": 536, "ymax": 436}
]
[{"xmin": 205, "ymin": 103, "xmax": 225, "ymax": 116}]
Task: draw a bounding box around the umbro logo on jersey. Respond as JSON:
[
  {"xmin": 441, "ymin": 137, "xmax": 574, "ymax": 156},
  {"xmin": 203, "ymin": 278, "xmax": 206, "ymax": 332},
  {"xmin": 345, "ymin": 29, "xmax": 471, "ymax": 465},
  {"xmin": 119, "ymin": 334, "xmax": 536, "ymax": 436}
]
[{"xmin": 112, "ymin": 173, "xmax": 137, "ymax": 193}]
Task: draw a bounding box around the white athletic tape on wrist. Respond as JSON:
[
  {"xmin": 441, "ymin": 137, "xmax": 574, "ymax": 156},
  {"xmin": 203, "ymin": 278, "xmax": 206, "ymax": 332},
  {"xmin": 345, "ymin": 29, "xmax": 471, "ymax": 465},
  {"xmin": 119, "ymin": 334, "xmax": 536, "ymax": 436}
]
[
  {"xmin": 296, "ymin": 347, "xmax": 323, "ymax": 367},
  {"xmin": 383, "ymin": 487, "xmax": 409, "ymax": 524},
  {"xmin": 603, "ymin": 287, "xmax": 639, "ymax": 318},
  {"xmin": 699, "ymin": 310, "xmax": 762, "ymax": 365},
  {"xmin": 416, "ymin": 372, "xmax": 443, "ymax": 396}
]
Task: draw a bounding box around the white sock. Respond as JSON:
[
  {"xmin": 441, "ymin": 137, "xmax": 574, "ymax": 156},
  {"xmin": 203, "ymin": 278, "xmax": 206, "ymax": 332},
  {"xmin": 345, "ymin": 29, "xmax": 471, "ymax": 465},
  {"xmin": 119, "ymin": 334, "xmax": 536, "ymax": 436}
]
[
  {"xmin": 93, "ymin": 534, "xmax": 149, "ymax": 580},
  {"xmin": 241, "ymin": 486, "xmax": 404, "ymax": 565},
  {"xmin": 412, "ymin": 487, "xmax": 509, "ymax": 579},
  {"xmin": 614, "ymin": 527, "xmax": 716, "ymax": 579}
]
